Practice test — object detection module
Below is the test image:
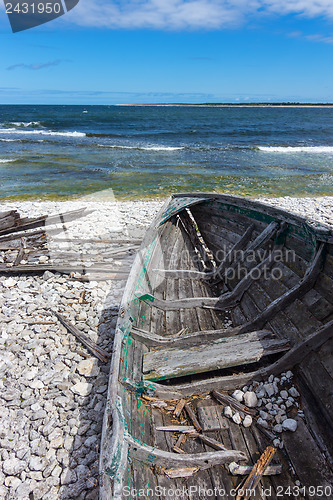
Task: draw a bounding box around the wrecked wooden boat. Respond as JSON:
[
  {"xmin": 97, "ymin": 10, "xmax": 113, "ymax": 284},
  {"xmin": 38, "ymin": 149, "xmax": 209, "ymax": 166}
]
[{"xmin": 100, "ymin": 193, "xmax": 333, "ymax": 499}]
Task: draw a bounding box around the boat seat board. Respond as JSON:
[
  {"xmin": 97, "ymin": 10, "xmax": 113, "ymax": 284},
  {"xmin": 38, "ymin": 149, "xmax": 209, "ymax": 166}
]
[{"xmin": 143, "ymin": 330, "xmax": 289, "ymax": 381}]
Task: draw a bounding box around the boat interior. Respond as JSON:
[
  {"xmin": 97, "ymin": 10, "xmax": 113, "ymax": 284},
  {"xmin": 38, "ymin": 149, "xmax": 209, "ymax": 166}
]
[{"xmin": 101, "ymin": 194, "xmax": 333, "ymax": 499}]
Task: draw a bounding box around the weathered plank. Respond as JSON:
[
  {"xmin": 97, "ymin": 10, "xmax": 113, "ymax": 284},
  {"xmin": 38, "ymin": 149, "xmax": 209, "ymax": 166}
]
[{"xmin": 143, "ymin": 331, "xmax": 289, "ymax": 381}]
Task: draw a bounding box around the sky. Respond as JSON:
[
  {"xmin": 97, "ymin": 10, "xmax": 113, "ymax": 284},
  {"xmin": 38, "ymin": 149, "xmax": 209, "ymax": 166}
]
[{"xmin": 1, "ymin": 0, "xmax": 333, "ymax": 104}]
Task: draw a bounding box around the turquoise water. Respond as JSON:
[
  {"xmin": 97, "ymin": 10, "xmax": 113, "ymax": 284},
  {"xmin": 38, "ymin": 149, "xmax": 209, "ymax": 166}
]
[{"xmin": 0, "ymin": 105, "xmax": 333, "ymax": 200}]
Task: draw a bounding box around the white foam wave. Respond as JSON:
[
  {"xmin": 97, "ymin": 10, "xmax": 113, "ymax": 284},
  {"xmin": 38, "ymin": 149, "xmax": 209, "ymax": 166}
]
[
  {"xmin": 258, "ymin": 146, "xmax": 333, "ymax": 153},
  {"xmin": 0, "ymin": 159, "xmax": 15, "ymax": 163},
  {"xmin": 10, "ymin": 121, "xmax": 43, "ymax": 128},
  {"xmin": 0, "ymin": 138, "xmax": 16, "ymax": 142},
  {"xmin": 98, "ymin": 144, "xmax": 184, "ymax": 151},
  {"xmin": 0, "ymin": 128, "xmax": 85, "ymax": 138}
]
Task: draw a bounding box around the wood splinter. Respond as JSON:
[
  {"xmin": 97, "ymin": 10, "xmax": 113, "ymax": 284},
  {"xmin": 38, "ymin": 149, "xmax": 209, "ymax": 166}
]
[
  {"xmin": 173, "ymin": 399, "xmax": 186, "ymax": 418},
  {"xmin": 184, "ymin": 404, "xmax": 202, "ymax": 432},
  {"xmin": 235, "ymin": 446, "xmax": 277, "ymax": 500}
]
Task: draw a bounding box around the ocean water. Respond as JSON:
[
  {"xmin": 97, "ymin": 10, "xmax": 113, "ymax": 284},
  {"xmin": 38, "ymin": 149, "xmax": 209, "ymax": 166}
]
[{"xmin": 1, "ymin": 104, "xmax": 333, "ymax": 200}]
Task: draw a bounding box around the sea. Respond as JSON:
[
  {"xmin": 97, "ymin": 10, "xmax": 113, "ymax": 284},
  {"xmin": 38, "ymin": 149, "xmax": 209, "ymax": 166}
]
[{"xmin": 1, "ymin": 104, "xmax": 333, "ymax": 200}]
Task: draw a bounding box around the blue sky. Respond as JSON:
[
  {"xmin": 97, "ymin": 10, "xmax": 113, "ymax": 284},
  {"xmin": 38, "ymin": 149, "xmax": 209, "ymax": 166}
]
[{"xmin": 1, "ymin": 0, "xmax": 333, "ymax": 104}]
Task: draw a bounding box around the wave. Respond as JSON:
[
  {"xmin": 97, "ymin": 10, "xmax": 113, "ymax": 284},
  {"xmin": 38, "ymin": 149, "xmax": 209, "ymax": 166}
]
[
  {"xmin": 258, "ymin": 146, "xmax": 333, "ymax": 153},
  {"xmin": 98, "ymin": 144, "xmax": 184, "ymax": 151},
  {"xmin": 0, "ymin": 128, "xmax": 85, "ymax": 138},
  {"xmin": 0, "ymin": 159, "xmax": 16, "ymax": 163},
  {"xmin": 2, "ymin": 121, "xmax": 44, "ymax": 128}
]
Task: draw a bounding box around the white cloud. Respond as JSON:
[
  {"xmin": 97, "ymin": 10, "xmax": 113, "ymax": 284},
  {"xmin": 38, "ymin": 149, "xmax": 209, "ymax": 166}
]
[{"xmin": 65, "ymin": 0, "xmax": 333, "ymax": 30}]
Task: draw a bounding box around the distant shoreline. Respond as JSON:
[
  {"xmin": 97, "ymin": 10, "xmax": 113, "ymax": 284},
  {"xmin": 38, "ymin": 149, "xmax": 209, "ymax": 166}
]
[{"xmin": 118, "ymin": 103, "xmax": 333, "ymax": 108}]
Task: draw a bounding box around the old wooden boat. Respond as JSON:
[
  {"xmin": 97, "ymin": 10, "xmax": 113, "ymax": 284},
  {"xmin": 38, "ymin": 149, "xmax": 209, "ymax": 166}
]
[{"xmin": 100, "ymin": 193, "xmax": 333, "ymax": 499}]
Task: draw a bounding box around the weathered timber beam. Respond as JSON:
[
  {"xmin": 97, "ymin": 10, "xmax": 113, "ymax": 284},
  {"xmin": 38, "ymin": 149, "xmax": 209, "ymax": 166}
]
[{"xmin": 126, "ymin": 434, "xmax": 246, "ymax": 468}]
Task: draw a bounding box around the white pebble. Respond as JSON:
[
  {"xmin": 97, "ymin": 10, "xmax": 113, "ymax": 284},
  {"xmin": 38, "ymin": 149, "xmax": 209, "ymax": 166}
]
[
  {"xmin": 224, "ymin": 406, "xmax": 233, "ymax": 418},
  {"xmin": 243, "ymin": 415, "xmax": 252, "ymax": 428},
  {"xmin": 232, "ymin": 412, "xmax": 242, "ymax": 425},
  {"xmin": 232, "ymin": 390, "xmax": 244, "ymax": 402},
  {"xmin": 243, "ymin": 391, "xmax": 258, "ymax": 408}
]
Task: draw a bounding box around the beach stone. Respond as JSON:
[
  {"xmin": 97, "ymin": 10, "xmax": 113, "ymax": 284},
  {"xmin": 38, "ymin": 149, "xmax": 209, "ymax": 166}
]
[
  {"xmin": 3, "ymin": 278, "xmax": 16, "ymax": 288},
  {"xmin": 224, "ymin": 406, "xmax": 233, "ymax": 418},
  {"xmin": 3, "ymin": 458, "xmax": 26, "ymax": 476},
  {"xmin": 257, "ymin": 417, "xmax": 269, "ymax": 429},
  {"xmin": 77, "ymin": 358, "xmax": 100, "ymax": 377},
  {"xmin": 244, "ymin": 391, "xmax": 258, "ymax": 408},
  {"xmin": 280, "ymin": 390, "xmax": 289, "ymax": 400},
  {"xmin": 70, "ymin": 382, "xmax": 92, "ymax": 397},
  {"xmin": 232, "ymin": 390, "xmax": 244, "ymax": 402},
  {"xmin": 263, "ymin": 383, "xmax": 275, "ymax": 397},
  {"xmin": 289, "ymin": 387, "xmax": 300, "ymax": 398},
  {"xmin": 273, "ymin": 424, "xmax": 283, "ymax": 433},
  {"xmin": 232, "ymin": 412, "xmax": 242, "ymax": 425},
  {"xmin": 243, "ymin": 415, "xmax": 252, "ymax": 428},
  {"xmin": 282, "ymin": 419, "xmax": 298, "ymax": 432},
  {"xmin": 60, "ymin": 468, "xmax": 77, "ymax": 485}
]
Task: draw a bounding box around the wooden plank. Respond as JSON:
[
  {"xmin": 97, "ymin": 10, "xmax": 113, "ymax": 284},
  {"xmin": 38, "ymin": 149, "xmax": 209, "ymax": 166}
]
[
  {"xmin": 197, "ymin": 406, "xmax": 229, "ymax": 432},
  {"xmin": 283, "ymin": 418, "xmax": 333, "ymax": 490},
  {"xmin": 143, "ymin": 331, "xmax": 289, "ymax": 381},
  {"xmin": 300, "ymin": 353, "xmax": 333, "ymax": 429}
]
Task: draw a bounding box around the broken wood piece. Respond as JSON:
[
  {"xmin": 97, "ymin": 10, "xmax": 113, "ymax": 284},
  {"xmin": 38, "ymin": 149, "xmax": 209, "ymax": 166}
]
[
  {"xmin": 174, "ymin": 399, "xmax": 186, "ymax": 418},
  {"xmin": 53, "ymin": 310, "xmax": 110, "ymax": 363},
  {"xmin": 184, "ymin": 404, "xmax": 202, "ymax": 432},
  {"xmin": 164, "ymin": 467, "xmax": 199, "ymax": 479},
  {"xmin": 190, "ymin": 432, "xmax": 228, "ymax": 451},
  {"xmin": 229, "ymin": 462, "xmax": 282, "ymax": 476},
  {"xmin": 155, "ymin": 426, "xmax": 195, "ymax": 433},
  {"xmin": 235, "ymin": 446, "xmax": 277, "ymax": 500},
  {"xmin": 173, "ymin": 434, "xmax": 186, "ymax": 454},
  {"xmin": 212, "ymin": 390, "xmax": 257, "ymax": 416}
]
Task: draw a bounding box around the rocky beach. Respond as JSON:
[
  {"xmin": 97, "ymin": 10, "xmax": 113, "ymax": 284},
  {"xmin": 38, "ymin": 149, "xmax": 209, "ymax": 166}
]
[{"xmin": 0, "ymin": 196, "xmax": 333, "ymax": 499}]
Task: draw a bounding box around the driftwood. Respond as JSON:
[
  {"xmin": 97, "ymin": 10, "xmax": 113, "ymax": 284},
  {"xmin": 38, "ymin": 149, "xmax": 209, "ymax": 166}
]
[
  {"xmin": 212, "ymin": 390, "xmax": 257, "ymax": 416},
  {"xmin": 235, "ymin": 446, "xmax": 276, "ymax": 500},
  {"xmin": 53, "ymin": 311, "xmax": 110, "ymax": 363}
]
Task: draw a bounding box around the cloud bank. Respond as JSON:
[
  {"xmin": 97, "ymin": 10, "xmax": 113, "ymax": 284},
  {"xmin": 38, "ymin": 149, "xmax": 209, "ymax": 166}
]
[
  {"xmin": 67, "ymin": 0, "xmax": 333, "ymax": 30},
  {"xmin": 7, "ymin": 60, "xmax": 62, "ymax": 71}
]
